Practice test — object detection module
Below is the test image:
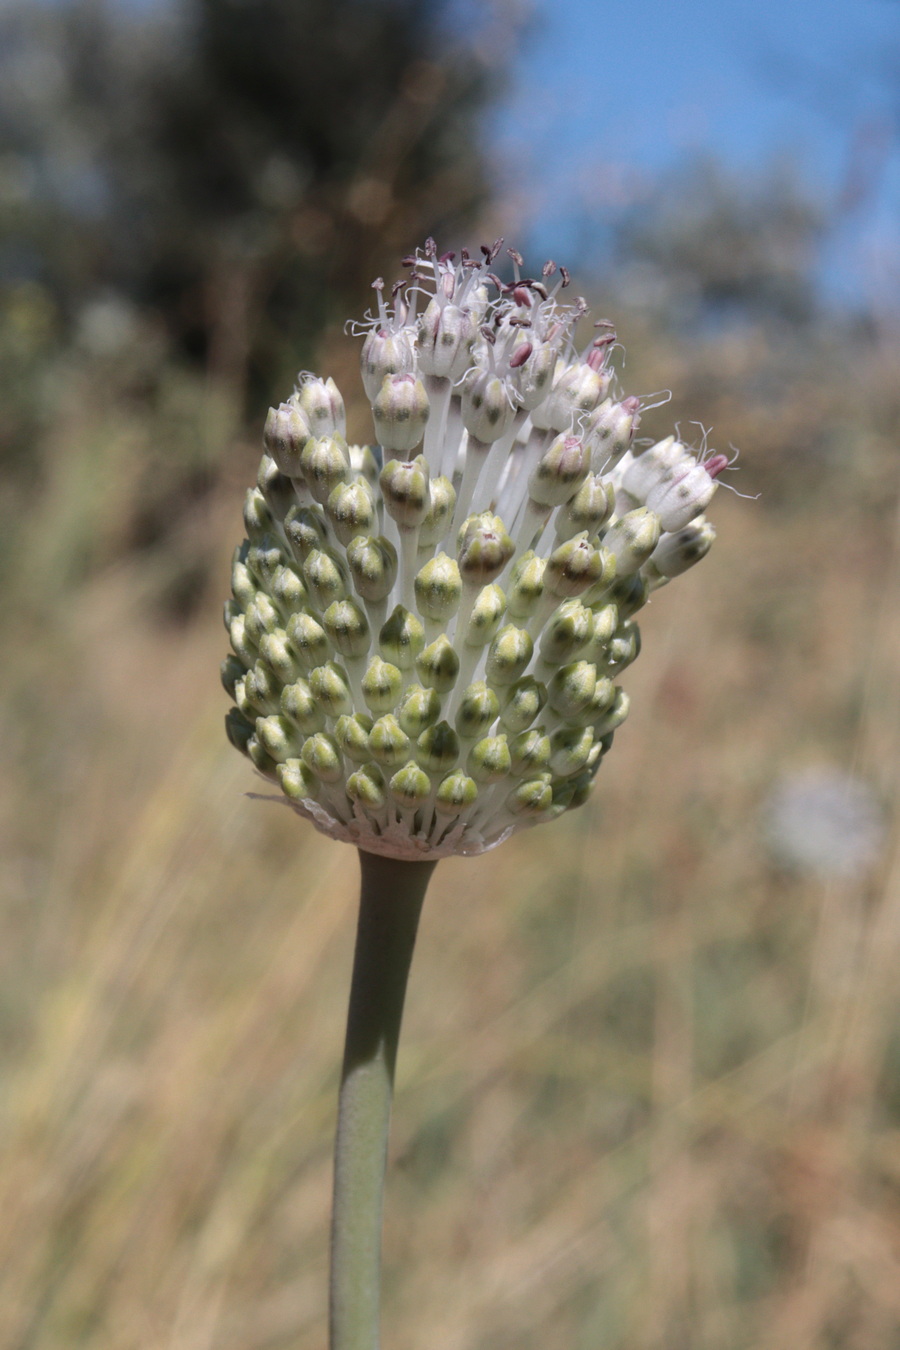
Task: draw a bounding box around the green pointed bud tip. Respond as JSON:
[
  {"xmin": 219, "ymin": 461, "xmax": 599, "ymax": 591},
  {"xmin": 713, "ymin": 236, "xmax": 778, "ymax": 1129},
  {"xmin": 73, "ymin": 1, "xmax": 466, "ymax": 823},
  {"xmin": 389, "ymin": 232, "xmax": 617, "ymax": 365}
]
[
  {"xmin": 270, "ymin": 565, "xmax": 307, "ymax": 613},
  {"xmin": 455, "ymin": 681, "xmax": 500, "ymax": 738},
  {"xmin": 220, "ymin": 654, "xmax": 246, "ymax": 699},
  {"xmin": 556, "ymin": 473, "xmax": 614, "ymax": 540},
  {"xmin": 539, "ymin": 599, "xmax": 593, "ymax": 663},
  {"xmin": 284, "ymin": 505, "xmax": 329, "ymax": 563},
  {"xmin": 309, "ymin": 661, "xmax": 353, "ymax": 717},
  {"xmin": 435, "ymin": 770, "xmax": 479, "ymax": 814},
  {"xmin": 549, "ymin": 725, "xmax": 595, "ymax": 776},
  {"xmin": 243, "ymin": 661, "xmax": 281, "ymax": 713},
  {"xmin": 257, "ymin": 455, "xmax": 297, "ymax": 520},
  {"xmin": 604, "ymin": 571, "xmax": 650, "ymax": 619},
  {"xmin": 500, "ymin": 676, "xmax": 546, "ymax": 733},
  {"xmin": 373, "ymin": 373, "xmax": 430, "ymax": 455},
  {"xmin": 461, "ymin": 369, "xmax": 515, "ymax": 443},
  {"xmin": 243, "ymin": 487, "xmax": 276, "ymax": 540},
  {"xmin": 485, "ymin": 624, "xmax": 534, "ymax": 687},
  {"xmin": 379, "ymin": 605, "xmax": 425, "ymax": 669},
  {"xmin": 246, "ymin": 735, "xmax": 277, "ymax": 775},
  {"xmin": 231, "ymin": 557, "xmax": 257, "ymax": 609},
  {"xmin": 397, "ymin": 682, "xmax": 442, "ymax": 736},
  {"xmin": 258, "ymin": 631, "xmax": 298, "ymax": 682},
  {"xmin": 606, "ymin": 622, "xmax": 641, "ymax": 673},
  {"xmin": 286, "ymin": 610, "xmax": 330, "ymax": 668},
  {"xmin": 335, "ymin": 712, "xmax": 375, "ymax": 763},
  {"xmin": 300, "ymin": 732, "xmax": 344, "ymax": 783},
  {"xmin": 257, "ymin": 714, "xmax": 300, "ymax": 763},
  {"xmin": 346, "ymin": 764, "xmax": 387, "ymax": 809},
  {"xmin": 246, "ymin": 541, "xmax": 284, "ymax": 590},
  {"xmin": 457, "ymin": 513, "xmax": 515, "ymax": 584},
  {"xmin": 389, "ymin": 760, "xmax": 433, "ymax": 807},
  {"xmin": 347, "ymin": 535, "xmax": 398, "ymax": 602},
  {"xmin": 507, "ymin": 552, "xmax": 545, "ymax": 619},
  {"xmin": 323, "ymin": 598, "xmax": 371, "ymax": 659},
  {"xmin": 379, "ymin": 455, "xmax": 431, "ymax": 528},
  {"xmin": 415, "ymin": 720, "xmax": 460, "ymax": 773},
  {"xmin": 225, "ymin": 707, "xmax": 254, "ymax": 755},
  {"xmin": 528, "ymin": 434, "xmax": 589, "ymax": 507},
  {"xmin": 593, "ymin": 688, "xmax": 630, "ymax": 735},
  {"xmin": 302, "ymin": 549, "xmax": 347, "ymax": 608},
  {"xmin": 417, "ymin": 475, "xmax": 457, "ymax": 548},
  {"xmin": 467, "ymin": 734, "xmax": 512, "ymax": 783},
  {"xmin": 264, "ymin": 400, "xmax": 310, "ymax": 476},
  {"xmin": 278, "ymin": 758, "xmax": 319, "ymax": 802},
  {"xmin": 326, "ymin": 477, "xmax": 376, "ymax": 545},
  {"xmin": 299, "ymin": 434, "xmax": 350, "ymax": 504},
  {"xmin": 647, "ymin": 518, "xmax": 716, "ymax": 580},
  {"xmin": 415, "ymin": 553, "xmax": 462, "ymax": 623},
  {"xmin": 361, "ymin": 655, "xmax": 403, "ymax": 714},
  {"xmin": 602, "ymin": 507, "xmax": 662, "ymax": 577},
  {"xmin": 547, "ymin": 661, "xmax": 598, "ymax": 718},
  {"xmin": 545, "ymin": 534, "xmax": 608, "ymax": 598},
  {"xmin": 510, "ymin": 729, "xmax": 552, "ymax": 775},
  {"xmin": 415, "ymin": 634, "xmax": 460, "ymax": 692},
  {"xmin": 296, "ymin": 375, "xmax": 345, "ymax": 438},
  {"xmin": 464, "ymin": 583, "xmax": 507, "ymax": 647},
  {"xmin": 506, "ymin": 774, "xmax": 554, "ymax": 817},
  {"xmin": 368, "ymin": 714, "xmax": 412, "ymax": 767},
  {"xmin": 281, "ymin": 678, "xmax": 326, "ymax": 734}
]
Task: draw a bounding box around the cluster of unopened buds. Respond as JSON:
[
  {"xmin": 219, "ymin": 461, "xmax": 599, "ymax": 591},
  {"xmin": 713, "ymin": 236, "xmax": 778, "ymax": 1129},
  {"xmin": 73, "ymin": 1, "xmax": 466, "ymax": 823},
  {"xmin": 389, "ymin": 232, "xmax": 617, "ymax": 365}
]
[{"xmin": 222, "ymin": 240, "xmax": 728, "ymax": 859}]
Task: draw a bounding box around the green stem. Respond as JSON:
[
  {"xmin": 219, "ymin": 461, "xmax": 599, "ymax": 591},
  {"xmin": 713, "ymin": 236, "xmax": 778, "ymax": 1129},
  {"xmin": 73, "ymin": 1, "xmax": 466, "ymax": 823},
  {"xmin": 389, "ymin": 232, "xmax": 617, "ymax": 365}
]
[{"xmin": 329, "ymin": 850, "xmax": 437, "ymax": 1350}]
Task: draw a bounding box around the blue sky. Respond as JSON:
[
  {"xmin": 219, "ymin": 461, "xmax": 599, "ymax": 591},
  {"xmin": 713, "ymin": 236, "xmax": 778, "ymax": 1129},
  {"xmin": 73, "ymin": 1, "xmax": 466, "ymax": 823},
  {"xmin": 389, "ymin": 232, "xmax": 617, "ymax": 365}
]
[{"xmin": 488, "ymin": 0, "xmax": 900, "ymax": 309}]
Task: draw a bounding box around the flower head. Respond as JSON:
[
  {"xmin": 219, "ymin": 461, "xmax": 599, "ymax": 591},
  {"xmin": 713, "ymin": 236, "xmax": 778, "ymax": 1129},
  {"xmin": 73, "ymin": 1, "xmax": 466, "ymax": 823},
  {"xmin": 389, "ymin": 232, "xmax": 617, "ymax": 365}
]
[{"xmin": 222, "ymin": 241, "xmax": 724, "ymax": 860}]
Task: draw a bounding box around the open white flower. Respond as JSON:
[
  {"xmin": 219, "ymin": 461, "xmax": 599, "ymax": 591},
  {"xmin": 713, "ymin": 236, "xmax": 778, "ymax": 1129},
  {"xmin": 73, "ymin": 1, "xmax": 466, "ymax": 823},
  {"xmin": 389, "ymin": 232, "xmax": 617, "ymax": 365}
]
[{"xmin": 222, "ymin": 240, "xmax": 724, "ymax": 859}]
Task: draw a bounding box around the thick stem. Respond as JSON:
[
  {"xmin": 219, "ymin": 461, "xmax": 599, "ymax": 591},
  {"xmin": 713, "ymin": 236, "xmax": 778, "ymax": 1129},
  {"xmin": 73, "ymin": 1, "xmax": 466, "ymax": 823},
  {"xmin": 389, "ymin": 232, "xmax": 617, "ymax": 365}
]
[{"xmin": 329, "ymin": 850, "xmax": 437, "ymax": 1350}]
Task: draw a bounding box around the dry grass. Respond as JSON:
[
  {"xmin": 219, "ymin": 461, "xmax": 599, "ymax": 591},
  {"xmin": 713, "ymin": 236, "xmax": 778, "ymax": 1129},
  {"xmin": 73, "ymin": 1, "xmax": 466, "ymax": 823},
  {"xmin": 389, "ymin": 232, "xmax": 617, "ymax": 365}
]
[{"xmin": 2, "ymin": 322, "xmax": 900, "ymax": 1350}]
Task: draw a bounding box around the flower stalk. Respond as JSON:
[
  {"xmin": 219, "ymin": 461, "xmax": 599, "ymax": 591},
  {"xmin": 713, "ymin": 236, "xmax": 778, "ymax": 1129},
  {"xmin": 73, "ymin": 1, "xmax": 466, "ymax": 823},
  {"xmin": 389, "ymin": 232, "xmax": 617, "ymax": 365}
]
[{"xmin": 330, "ymin": 850, "xmax": 437, "ymax": 1350}]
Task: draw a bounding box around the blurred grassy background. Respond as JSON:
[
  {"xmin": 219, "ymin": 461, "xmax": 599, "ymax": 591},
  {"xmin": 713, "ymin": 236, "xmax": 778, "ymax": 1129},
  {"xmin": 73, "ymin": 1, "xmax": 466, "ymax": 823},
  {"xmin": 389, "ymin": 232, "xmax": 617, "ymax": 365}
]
[{"xmin": 2, "ymin": 2, "xmax": 900, "ymax": 1347}]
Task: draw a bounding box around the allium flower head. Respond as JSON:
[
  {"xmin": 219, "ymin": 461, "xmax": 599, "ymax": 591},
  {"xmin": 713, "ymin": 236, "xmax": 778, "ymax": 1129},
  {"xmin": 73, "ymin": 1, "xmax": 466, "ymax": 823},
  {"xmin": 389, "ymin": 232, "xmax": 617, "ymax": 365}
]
[{"xmin": 222, "ymin": 240, "xmax": 725, "ymax": 859}]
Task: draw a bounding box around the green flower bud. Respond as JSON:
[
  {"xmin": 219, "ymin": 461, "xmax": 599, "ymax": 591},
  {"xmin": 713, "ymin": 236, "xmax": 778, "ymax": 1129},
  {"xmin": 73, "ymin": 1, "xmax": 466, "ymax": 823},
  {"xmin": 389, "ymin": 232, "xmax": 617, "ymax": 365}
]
[
  {"xmin": 457, "ymin": 512, "xmax": 514, "ymax": 584},
  {"xmin": 264, "ymin": 400, "xmax": 311, "ymax": 477},
  {"xmin": 243, "ymin": 662, "xmax": 281, "ymax": 717},
  {"xmin": 603, "ymin": 571, "xmax": 650, "ymax": 619},
  {"xmin": 539, "ymin": 599, "xmax": 593, "ymax": 663},
  {"xmin": 327, "ymin": 477, "xmax": 376, "ymax": 546},
  {"xmin": 323, "ymin": 598, "xmax": 370, "ymax": 659},
  {"xmin": 309, "ymin": 661, "xmax": 353, "ymax": 717},
  {"xmin": 257, "ymin": 454, "xmax": 297, "ymax": 520},
  {"xmin": 225, "ymin": 707, "xmax": 254, "ymax": 755},
  {"xmin": 223, "ymin": 598, "xmax": 242, "ymax": 632},
  {"xmin": 278, "ymin": 757, "xmax": 320, "ymax": 801},
  {"xmin": 555, "ymin": 473, "xmax": 614, "ymax": 541},
  {"xmin": 229, "ymin": 613, "xmax": 257, "ymax": 667},
  {"xmin": 462, "ymin": 584, "xmax": 506, "ymax": 647},
  {"xmin": 373, "ymin": 373, "xmax": 430, "ymax": 455},
  {"xmin": 244, "ymin": 596, "xmax": 279, "ymax": 648},
  {"xmin": 500, "ymin": 676, "xmax": 546, "ymax": 733},
  {"xmin": 434, "ymin": 769, "xmax": 479, "ymax": 814},
  {"xmin": 509, "ymin": 729, "xmax": 552, "ymax": 775},
  {"xmin": 246, "ymin": 734, "xmax": 277, "ymax": 775},
  {"xmin": 379, "ymin": 605, "xmax": 425, "ymax": 669},
  {"xmin": 415, "ymin": 552, "xmax": 462, "ymax": 624},
  {"xmin": 296, "ymin": 375, "xmax": 345, "ymax": 439},
  {"xmin": 568, "ymin": 675, "xmax": 616, "ymax": 728},
  {"xmin": 220, "ymin": 654, "xmax": 246, "ymax": 699},
  {"xmin": 602, "ymin": 508, "xmax": 661, "ymax": 577},
  {"xmin": 587, "ymin": 602, "xmax": 618, "ymax": 650},
  {"xmin": 414, "ymin": 634, "xmax": 460, "ymax": 693},
  {"xmin": 396, "ymin": 683, "xmax": 441, "ymax": 736},
  {"xmin": 361, "ymin": 655, "xmax": 403, "ymax": 713},
  {"xmin": 528, "ymin": 434, "xmax": 589, "ymax": 507},
  {"xmin": 257, "ymin": 713, "xmax": 303, "ymax": 762},
  {"xmin": 592, "ymin": 687, "xmax": 630, "ymax": 736},
  {"xmin": 368, "ymin": 714, "xmax": 411, "ymax": 767},
  {"xmin": 549, "ymin": 725, "xmax": 595, "ymax": 776},
  {"xmin": 258, "ymin": 630, "xmax": 300, "ymax": 683},
  {"xmin": 246, "ymin": 540, "xmax": 285, "ymax": 590},
  {"xmin": 361, "ymin": 323, "xmax": 416, "ymax": 401},
  {"xmin": 566, "ymin": 772, "xmax": 595, "ymax": 811},
  {"xmin": 506, "ymin": 552, "xmax": 545, "ymax": 620},
  {"xmin": 284, "ymin": 505, "xmax": 329, "ymax": 563},
  {"xmin": 606, "ymin": 622, "xmax": 641, "ymax": 673},
  {"xmin": 544, "ymin": 534, "xmax": 610, "ymax": 599},
  {"xmin": 485, "ymin": 624, "xmax": 534, "ymax": 687},
  {"xmin": 335, "ymin": 712, "xmax": 375, "ymax": 764},
  {"xmin": 646, "ymin": 518, "xmax": 716, "ymax": 581},
  {"xmin": 286, "ymin": 610, "xmax": 331, "ymax": 670},
  {"xmin": 269, "ymin": 564, "xmax": 307, "ymax": 614},
  {"xmin": 380, "ymin": 455, "xmax": 431, "ymax": 528},
  {"xmin": 281, "ymin": 678, "xmax": 327, "ymax": 734},
  {"xmin": 506, "ymin": 774, "xmax": 553, "ymax": 817},
  {"xmin": 302, "ymin": 549, "xmax": 347, "ymax": 609},
  {"xmin": 417, "ymin": 475, "xmax": 457, "ymax": 549},
  {"xmin": 532, "ymin": 361, "xmax": 609, "ymax": 432},
  {"xmin": 389, "ymin": 760, "xmax": 433, "ymax": 808},
  {"xmin": 467, "ymin": 734, "xmax": 511, "ymax": 783},
  {"xmin": 582, "ymin": 396, "xmax": 641, "ymax": 469},
  {"xmin": 416, "ymin": 298, "xmax": 476, "ymax": 380},
  {"xmin": 415, "ymin": 720, "xmax": 460, "ymax": 773},
  {"xmin": 546, "ymin": 661, "xmax": 598, "ymax": 718},
  {"xmin": 299, "ymin": 434, "xmax": 351, "ymax": 504},
  {"xmin": 244, "ymin": 486, "xmax": 282, "ymax": 545},
  {"xmin": 347, "ymin": 535, "xmax": 398, "ymax": 603},
  {"xmin": 301, "ymin": 732, "xmax": 344, "ymax": 783},
  {"xmin": 455, "ymin": 681, "xmax": 500, "ymax": 738},
  {"xmin": 231, "ymin": 553, "xmax": 257, "ymax": 609},
  {"xmin": 346, "ymin": 762, "xmax": 387, "ymax": 810},
  {"xmin": 461, "ymin": 369, "xmax": 515, "ymax": 443}
]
